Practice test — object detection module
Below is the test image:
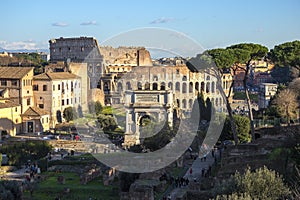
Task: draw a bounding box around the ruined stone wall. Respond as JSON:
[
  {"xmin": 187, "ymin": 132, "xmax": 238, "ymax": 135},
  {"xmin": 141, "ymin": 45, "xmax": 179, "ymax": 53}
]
[
  {"xmin": 99, "ymin": 46, "xmax": 152, "ymax": 66},
  {"xmin": 49, "ymin": 37, "xmax": 101, "ymax": 63},
  {"xmin": 88, "ymin": 88, "xmax": 105, "ymax": 106},
  {"xmin": 137, "ymin": 49, "xmax": 152, "ymax": 66}
]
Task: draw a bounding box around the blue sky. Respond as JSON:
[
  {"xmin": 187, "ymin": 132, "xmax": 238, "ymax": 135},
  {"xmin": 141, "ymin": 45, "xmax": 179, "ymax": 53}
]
[{"xmin": 0, "ymin": 0, "xmax": 299, "ymax": 56}]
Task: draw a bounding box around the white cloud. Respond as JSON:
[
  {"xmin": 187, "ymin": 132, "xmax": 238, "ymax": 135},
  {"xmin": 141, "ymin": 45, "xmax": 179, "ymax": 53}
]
[
  {"xmin": 80, "ymin": 21, "xmax": 97, "ymax": 26},
  {"xmin": 150, "ymin": 17, "xmax": 174, "ymax": 24},
  {"xmin": 0, "ymin": 40, "xmax": 45, "ymax": 50},
  {"xmin": 52, "ymin": 22, "xmax": 68, "ymax": 27}
]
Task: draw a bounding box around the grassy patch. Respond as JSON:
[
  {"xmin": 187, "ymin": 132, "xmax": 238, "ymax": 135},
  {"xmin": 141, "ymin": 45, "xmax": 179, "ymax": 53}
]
[
  {"xmin": 234, "ymin": 91, "xmax": 258, "ymax": 102},
  {"xmin": 102, "ymin": 106, "xmax": 125, "ymax": 117},
  {"xmin": 23, "ymin": 172, "xmax": 119, "ymax": 200}
]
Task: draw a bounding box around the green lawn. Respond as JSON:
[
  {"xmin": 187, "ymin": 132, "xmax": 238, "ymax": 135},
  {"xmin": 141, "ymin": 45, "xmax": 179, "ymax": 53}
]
[
  {"xmin": 234, "ymin": 91, "xmax": 258, "ymax": 102},
  {"xmin": 23, "ymin": 172, "xmax": 119, "ymax": 200}
]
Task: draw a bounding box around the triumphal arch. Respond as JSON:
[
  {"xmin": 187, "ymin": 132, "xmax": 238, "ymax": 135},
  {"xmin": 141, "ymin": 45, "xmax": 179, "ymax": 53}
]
[{"xmin": 122, "ymin": 90, "xmax": 174, "ymax": 146}]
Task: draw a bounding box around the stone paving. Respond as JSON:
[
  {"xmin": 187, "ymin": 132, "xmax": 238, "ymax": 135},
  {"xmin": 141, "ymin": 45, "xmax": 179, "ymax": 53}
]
[{"xmin": 166, "ymin": 150, "xmax": 219, "ymax": 200}]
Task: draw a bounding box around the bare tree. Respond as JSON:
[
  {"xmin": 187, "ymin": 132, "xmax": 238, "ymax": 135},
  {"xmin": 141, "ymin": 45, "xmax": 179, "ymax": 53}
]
[
  {"xmin": 274, "ymin": 89, "xmax": 298, "ymax": 126},
  {"xmin": 288, "ymin": 78, "xmax": 300, "ymax": 97}
]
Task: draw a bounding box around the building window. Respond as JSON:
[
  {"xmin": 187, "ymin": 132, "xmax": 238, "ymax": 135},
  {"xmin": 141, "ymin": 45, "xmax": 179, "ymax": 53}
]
[
  {"xmin": 189, "ymin": 99, "xmax": 193, "ymax": 109},
  {"xmin": 42, "ymin": 118, "xmax": 44, "ymax": 124},
  {"xmin": 189, "ymin": 82, "xmax": 193, "ymax": 93},
  {"xmin": 1, "ymin": 80, "xmax": 7, "ymax": 86},
  {"xmin": 176, "ymin": 69, "xmax": 179, "ymax": 74},
  {"xmin": 23, "ymin": 80, "xmax": 25, "ymax": 86},
  {"xmin": 40, "ymin": 97, "xmax": 43, "ymax": 100},
  {"xmin": 67, "ymin": 99, "xmax": 69, "ymax": 105},
  {"xmin": 152, "ymin": 83, "xmax": 158, "ymax": 90},
  {"xmin": 126, "ymin": 82, "xmax": 131, "ymax": 90},
  {"xmin": 211, "ymin": 82, "xmax": 215, "ymax": 93},
  {"xmin": 53, "ymin": 85, "xmax": 55, "ymax": 91},
  {"xmin": 12, "ymin": 80, "xmax": 18, "ymax": 86},
  {"xmin": 206, "ymin": 82, "xmax": 210, "ymax": 93},
  {"xmin": 27, "ymin": 90, "xmax": 29, "ymax": 94},
  {"xmin": 160, "ymin": 82, "xmax": 166, "ymax": 90},
  {"xmin": 168, "ymin": 82, "xmax": 173, "ymax": 90},
  {"xmin": 39, "ymin": 104, "xmax": 44, "ymax": 109},
  {"xmin": 27, "ymin": 98, "xmax": 31, "ymax": 106},
  {"xmin": 43, "ymin": 85, "xmax": 47, "ymax": 91},
  {"xmin": 15, "ymin": 107, "xmax": 17, "ymax": 112},
  {"xmin": 16, "ymin": 119, "xmax": 18, "ymax": 123},
  {"xmin": 33, "ymin": 84, "xmax": 39, "ymax": 91},
  {"xmin": 175, "ymin": 82, "xmax": 180, "ymax": 91},
  {"xmin": 182, "ymin": 99, "xmax": 187, "ymax": 109},
  {"xmin": 62, "ymin": 100, "xmax": 65, "ymax": 106},
  {"xmin": 182, "ymin": 83, "xmax": 187, "ymax": 93},
  {"xmin": 46, "ymin": 117, "xmax": 49, "ymax": 123},
  {"xmin": 58, "ymin": 84, "xmax": 61, "ymax": 90},
  {"xmin": 75, "ymin": 97, "xmax": 77, "ymax": 104}
]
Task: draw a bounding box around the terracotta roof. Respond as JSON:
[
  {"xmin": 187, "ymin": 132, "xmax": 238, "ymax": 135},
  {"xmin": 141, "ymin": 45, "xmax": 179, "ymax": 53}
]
[
  {"xmin": 34, "ymin": 72, "xmax": 80, "ymax": 80},
  {"xmin": 0, "ymin": 100, "xmax": 20, "ymax": 109},
  {"xmin": 0, "ymin": 67, "xmax": 34, "ymax": 79},
  {"xmin": 22, "ymin": 107, "xmax": 49, "ymax": 117}
]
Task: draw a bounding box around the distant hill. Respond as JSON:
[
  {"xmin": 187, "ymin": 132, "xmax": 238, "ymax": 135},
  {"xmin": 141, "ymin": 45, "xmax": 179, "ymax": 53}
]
[{"xmin": 0, "ymin": 47, "xmax": 49, "ymax": 53}]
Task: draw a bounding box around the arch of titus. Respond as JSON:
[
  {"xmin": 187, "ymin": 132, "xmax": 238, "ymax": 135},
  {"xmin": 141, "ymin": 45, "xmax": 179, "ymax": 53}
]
[{"xmin": 123, "ymin": 90, "xmax": 173, "ymax": 146}]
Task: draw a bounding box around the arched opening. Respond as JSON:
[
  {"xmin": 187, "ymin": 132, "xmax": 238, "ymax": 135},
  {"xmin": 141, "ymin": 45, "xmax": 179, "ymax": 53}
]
[
  {"xmin": 182, "ymin": 99, "xmax": 187, "ymax": 109},
  {"xmin": 182, "ymin": 76, "xmax": 187, "ymax": 81},
  {"xmin": 175, "ymin": 82, "xmax": 180, "ymax": 91},
  {"xmin": 139, "ymin": 115, "xmax": 152, "ymax": 127},
  {"xmin": 195, "ymin": 82, "xmax": 199, "ymax": 91},
  {"xmin": 117, "ymin": 82, "xmax": 122, "ymax": 92},
  {"xmin": 145, "ymin": 82, "xmax": 150, "ymax": 90},
  {"xmin": 137, "ymin": 82, "xmax": 142, "ymax": 90},
  {"xmin": 206, "ymin": 82, "xmax": 210, "ymax": 93},
  {"xmin": 126, "ymin": 82, "xmax": 131, "ymax": 90},
  {"xmin": 152, "ymin": 82, "xmax": 158, "ymax": 90},
  {"xmin": 104, "ymin": 82, "xmax": 109, "ymax": 91},
  {"xmin": 216, "ymin": 98, "xmax": 219, "ymax": 106},
  {"xmin": 211, "ymin": 82, "xmax": 215, "ymax": 93},
  {"xmin": 189, "ymin": 82, "xmax": 193, "ymax": 93},
  {"xmin": 182, "ymin": 82, "xmax": 187, "ymax": 93},
  {"xmin": 160, "ymin": 82, "xmax": 165, "ymax": 90},
  {"xmin": 188, "ymin": 99, "xmax": 193, "ymax": 109},
  {"xmin": 201, "ymin": 82, "xmax": 205, "ymax": 91},
  {"xmin": 153, "ymin": 75, "xmax": 158, "ymax": 81},
  {"xmin": 176, "ymin": 99, "xmax": 180, "ymax": 108},
  {"xmin": 168, "ymin": 82, "xmax": 173, "ymax": 90}
]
